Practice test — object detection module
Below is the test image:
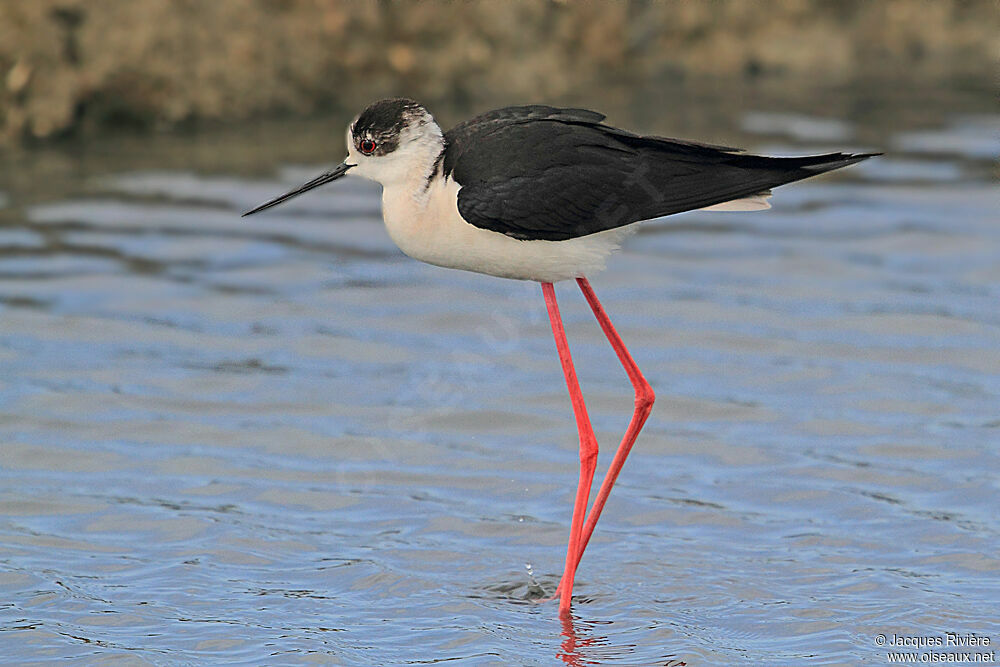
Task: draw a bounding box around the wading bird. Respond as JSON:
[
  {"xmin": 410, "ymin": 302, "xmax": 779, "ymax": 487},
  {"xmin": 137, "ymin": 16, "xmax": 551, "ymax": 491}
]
[{"xmin": 244, "ymin": 98, "xmax": 876, "ymax": 616}]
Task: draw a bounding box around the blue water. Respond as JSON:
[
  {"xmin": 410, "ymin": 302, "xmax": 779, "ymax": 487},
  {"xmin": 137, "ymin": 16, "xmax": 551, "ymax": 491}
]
[{"xmin": 1, "ymin": 83, "xmax": 998, "ymax": 665}]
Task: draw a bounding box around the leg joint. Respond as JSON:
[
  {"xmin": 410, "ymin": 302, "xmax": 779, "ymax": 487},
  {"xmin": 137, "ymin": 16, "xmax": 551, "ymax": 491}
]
[
  {"xmin": 635, "ymin": 383, "xmax": 655, "ymax": 412},
  {"xmin": 579, "ymin": 436, "xmax": 599, "ymax": 464}
]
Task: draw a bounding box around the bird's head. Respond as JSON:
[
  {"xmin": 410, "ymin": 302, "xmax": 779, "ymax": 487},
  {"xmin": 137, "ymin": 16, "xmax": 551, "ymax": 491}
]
[
  {"xmin": 347, "ymin": 98, "xmax": 443, "ymax": 185},
  {"xmin": 243, "ymin": 98, "xmax": 443, "ymax": 217}
]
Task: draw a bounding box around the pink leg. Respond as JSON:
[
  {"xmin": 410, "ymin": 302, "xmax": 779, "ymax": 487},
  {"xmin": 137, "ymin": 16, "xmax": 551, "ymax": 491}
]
[
  {"xmin": 574, "ymin": 277, "xmax": 655, "ymax": 556},
  {"xmin": 552, "ymin": 277, "xmax": 656, "ymax": 597},
  {"xmin": 542, "ymin": 282, "xmax": 599, "ymax": 618}
]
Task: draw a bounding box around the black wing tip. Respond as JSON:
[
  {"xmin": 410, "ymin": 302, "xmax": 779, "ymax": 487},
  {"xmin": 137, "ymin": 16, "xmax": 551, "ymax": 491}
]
[
  {"xmin": 799, "ymin": 150, "xmax": 882, "ymax": 173},
  {"xmin": 836, "ymin": 150, "xmax": 883, "ymax": 162}
]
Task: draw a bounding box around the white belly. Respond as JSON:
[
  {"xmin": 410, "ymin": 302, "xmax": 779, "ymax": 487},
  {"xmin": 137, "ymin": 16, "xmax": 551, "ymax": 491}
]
[{"xmin": 380, "ymin": 177, "xmax": 631, "ymax": 283}]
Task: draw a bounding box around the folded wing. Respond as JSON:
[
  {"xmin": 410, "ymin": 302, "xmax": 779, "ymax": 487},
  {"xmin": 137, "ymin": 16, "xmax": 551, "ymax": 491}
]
[{"xmin": 444, "ymin": 106, "xmax": 877, "ymax": 241}]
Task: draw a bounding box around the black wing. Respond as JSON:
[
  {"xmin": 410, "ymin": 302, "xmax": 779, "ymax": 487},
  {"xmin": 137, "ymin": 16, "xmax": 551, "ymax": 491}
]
[{"xmin": 443, "ymin": 105, "xmax": 877, "ymax": 241}]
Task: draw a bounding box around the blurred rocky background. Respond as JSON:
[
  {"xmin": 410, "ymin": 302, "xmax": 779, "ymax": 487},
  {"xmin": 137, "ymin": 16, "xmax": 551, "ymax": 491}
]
[{"xmin": 0, "ymin": 0, "xmax": 996, "ymax": 147}]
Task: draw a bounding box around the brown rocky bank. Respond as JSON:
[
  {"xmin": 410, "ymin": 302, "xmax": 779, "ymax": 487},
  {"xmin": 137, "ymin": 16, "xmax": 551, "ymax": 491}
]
[{"xmin": 0, "ymin": 0, "xmax": 996, "ymax": 147}]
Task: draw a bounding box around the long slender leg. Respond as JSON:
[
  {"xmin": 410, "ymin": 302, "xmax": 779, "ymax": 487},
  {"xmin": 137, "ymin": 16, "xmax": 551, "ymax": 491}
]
[
  {"xmin": 573, "ymin": 276, "xmax": 655, "ymax": 559},
  {"xmin": 542, "ymin": 282, "xmax": 599, "ymax": 617},
  {"xmin": 551, "ymin": 277, "xmax": 656, "ymax": 598}
]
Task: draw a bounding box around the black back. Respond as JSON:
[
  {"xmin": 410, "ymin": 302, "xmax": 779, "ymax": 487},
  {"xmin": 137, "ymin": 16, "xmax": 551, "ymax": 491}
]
[{"xmin": 443, "ymin": 105, "xmax": 877, "ymax": 241}]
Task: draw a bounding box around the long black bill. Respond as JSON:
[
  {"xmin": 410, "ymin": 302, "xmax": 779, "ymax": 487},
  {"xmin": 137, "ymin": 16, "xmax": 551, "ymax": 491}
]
[{"xmin": 242, "ymin": 161, "xmax": 355, "ymax": 217}]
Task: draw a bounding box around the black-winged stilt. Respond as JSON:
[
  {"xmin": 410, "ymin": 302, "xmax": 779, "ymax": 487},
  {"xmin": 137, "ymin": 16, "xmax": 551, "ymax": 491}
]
[{"xmin": 244, "ymin": 98, "xmax": 877, "ymax": 616}]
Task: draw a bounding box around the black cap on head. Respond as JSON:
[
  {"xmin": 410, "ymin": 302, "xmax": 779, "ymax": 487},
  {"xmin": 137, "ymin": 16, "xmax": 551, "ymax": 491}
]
[{"xmin": 350, "ymin": 98, "xmax": 427, "ymax": 156}]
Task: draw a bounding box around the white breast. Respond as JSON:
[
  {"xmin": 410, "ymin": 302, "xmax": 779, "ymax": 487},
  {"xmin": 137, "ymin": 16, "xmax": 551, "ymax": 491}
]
[{"xmin": 380, "ymin": 176, "xmax": 632, "ymax": 283}]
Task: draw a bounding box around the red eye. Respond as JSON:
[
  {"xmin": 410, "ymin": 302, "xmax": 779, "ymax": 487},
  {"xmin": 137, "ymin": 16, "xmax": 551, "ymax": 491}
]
[{"xmin": 360, "ymin": 139, "xmax": 376, "ymax": 154}]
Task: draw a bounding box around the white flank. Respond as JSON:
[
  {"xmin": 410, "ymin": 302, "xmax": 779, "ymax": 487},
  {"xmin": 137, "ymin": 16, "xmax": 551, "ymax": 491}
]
[{"xmin": 382, "ymin": 176, "xmax": 632, "ymax": 283}]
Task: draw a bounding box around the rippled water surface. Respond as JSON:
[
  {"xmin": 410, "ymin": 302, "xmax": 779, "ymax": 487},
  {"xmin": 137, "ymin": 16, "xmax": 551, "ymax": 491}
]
[{"xmin": 1, "ymin": 82, "xmax": 998, "ymax": 665}]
